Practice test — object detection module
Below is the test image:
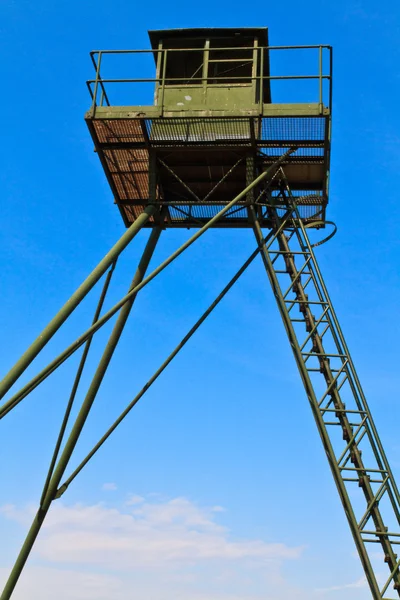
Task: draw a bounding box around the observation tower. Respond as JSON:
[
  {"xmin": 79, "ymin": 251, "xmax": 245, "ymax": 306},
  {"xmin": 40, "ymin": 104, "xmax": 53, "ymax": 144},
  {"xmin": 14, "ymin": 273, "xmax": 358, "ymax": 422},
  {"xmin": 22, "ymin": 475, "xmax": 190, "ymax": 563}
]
[{"xmin": 1, "ymin": 27, "xmax": 400, "ymax": 600}]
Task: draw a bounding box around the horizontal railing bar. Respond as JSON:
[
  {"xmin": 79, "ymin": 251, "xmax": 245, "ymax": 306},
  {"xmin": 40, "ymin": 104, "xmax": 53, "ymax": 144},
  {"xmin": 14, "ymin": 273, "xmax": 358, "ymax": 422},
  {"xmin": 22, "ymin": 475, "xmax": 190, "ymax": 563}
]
[
  {"xmin": 207, "ymin": 58, "xmax": 253, "ymax": 63},
  {"xmin": 87, "ymin": 75, "xmax": 331, "ymax": 84},
  {"xmin": 90, "ymin": 45, "xmax": 332, "ymax": 56}
]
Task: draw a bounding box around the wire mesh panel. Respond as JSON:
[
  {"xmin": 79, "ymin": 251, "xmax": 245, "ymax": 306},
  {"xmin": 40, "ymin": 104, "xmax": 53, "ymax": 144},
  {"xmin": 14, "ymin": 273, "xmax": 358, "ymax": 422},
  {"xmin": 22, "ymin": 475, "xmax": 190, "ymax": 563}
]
[{"xmin": 88, "ymin": 115, "xmax": 330, "ymax": 228}]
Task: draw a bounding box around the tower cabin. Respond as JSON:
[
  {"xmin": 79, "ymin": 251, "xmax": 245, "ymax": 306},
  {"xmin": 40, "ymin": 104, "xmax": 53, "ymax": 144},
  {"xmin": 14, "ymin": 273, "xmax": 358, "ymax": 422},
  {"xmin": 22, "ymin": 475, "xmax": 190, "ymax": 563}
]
[{"xmin": 86, "ymin": 28, "xmax": 332, "ymax": 228}]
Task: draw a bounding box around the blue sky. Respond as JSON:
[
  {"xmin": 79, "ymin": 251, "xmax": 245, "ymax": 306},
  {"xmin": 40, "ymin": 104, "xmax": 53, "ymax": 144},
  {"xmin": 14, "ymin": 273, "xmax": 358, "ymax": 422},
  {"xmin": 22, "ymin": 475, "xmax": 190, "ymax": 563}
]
[{"xmin": 1, "ymin": 1, "xmax": 400, "ymax": 599}]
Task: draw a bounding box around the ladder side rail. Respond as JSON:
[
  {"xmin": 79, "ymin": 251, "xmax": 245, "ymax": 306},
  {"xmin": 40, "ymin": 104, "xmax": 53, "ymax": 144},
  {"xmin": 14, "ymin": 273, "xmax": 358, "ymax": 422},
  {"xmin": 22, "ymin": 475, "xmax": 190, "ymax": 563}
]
[
  {"xmin": 282, "ymin": 188, "xmax": 400, "ymax": 526},
  {"xmin": 248, "ymin": 204, "xmax": 384, "ymax": 599},
  {"xmin": 290, "ymin": 219, "xmax": 396, "ymax": 475},
  {"xmin": 276, "ymin": 202, "xmax": 400, "ymax": 569},
  {"xmin": 253, "ymin": 192, "xmax": 400, "ymax": 597}
]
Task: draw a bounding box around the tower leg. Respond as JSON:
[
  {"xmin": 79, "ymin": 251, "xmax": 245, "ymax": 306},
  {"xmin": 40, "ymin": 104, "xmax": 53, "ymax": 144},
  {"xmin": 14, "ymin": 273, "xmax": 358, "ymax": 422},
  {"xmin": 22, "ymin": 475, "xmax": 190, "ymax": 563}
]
[
  {"xmin": 1, "ymin": 152, "xmax": 297, "ymax": 599},
  {"xmin": 248, "ymin": 186, "xmax": 400, "ymax": 598},
  {"xmin": 0, "ymin": 150, "xmax": 295, "ymax": 419},
  {"xmin": 0, "ymin": 226, "xmax": 162, "ymax": 600},
  {"xmin": 0, "ymin": 205, "xmax": 156, "ymax": 401}
]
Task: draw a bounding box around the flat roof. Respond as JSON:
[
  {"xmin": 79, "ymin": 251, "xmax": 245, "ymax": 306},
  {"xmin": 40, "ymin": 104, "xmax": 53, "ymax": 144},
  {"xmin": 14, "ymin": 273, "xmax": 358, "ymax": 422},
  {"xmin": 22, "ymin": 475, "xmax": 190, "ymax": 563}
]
[{"xmin": 148, "ymin": 27, "xmax": 269, "ymax": 49}]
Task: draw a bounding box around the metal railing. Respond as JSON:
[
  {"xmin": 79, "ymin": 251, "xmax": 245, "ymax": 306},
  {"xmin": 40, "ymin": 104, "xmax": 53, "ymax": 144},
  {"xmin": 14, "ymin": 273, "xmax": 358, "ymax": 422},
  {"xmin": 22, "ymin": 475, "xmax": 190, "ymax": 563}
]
[{"xmin": 87, "ymin": 45, "xmax": 333, "ymax": 116}]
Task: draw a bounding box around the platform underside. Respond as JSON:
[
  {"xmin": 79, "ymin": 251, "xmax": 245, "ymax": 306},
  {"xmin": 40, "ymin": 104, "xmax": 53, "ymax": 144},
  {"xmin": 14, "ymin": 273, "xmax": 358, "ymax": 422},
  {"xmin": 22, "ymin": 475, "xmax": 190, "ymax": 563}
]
[{"xmin": 87, "ymin": 111, "xmax": 330, "ymax": 228}]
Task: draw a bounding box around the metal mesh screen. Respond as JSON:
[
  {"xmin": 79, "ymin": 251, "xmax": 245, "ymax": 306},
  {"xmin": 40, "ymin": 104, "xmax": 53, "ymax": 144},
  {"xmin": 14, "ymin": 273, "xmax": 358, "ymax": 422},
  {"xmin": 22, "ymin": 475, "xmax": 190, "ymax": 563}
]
[{"xmin": 89, "ymin": 115, "xmax": 329, "ymax": 228}]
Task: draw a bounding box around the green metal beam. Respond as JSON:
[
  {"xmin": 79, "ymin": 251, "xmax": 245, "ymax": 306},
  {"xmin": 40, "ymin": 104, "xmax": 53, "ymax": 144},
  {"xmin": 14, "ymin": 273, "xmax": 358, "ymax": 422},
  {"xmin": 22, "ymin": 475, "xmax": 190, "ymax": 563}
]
[
  {"xmin": 86, "ymin": 103, "xmax": 330, "ymax": 120},
  {"xmin": 39, "ymin": 259, "xmax": 117, "ymax": 506},
  {"xmin": 56, "ymin": 227, "xmax": 287, "ymax": 498},
  {"xmin": 249, "ymin": 181, "xmax": 400, "ymax": 598},
  {"xmin": 0, "ymin": 149, "xmax": 295, "ymax": 419},
  {"xmin": 0, "ymin": 226, "xmax": 162, "ymax": 600},
  {"xmin": 0, "ymin": 205, "xmax": 156, "ymax": 402}
]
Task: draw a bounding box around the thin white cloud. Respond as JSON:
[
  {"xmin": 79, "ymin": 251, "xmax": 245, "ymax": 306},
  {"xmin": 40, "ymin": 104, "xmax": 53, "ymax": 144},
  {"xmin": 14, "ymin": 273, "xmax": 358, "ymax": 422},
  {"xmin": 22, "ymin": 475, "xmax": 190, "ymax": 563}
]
[
  {"xmin": 101, "ymin": 482, "xmax": 117, "ymax": 491},
  {"xmin": 0, "ymin": 566, "xmax": 123, "ymax": 600},
  {"xmin": 0, "ymin": 565, "xmax": 302, "ymax": 600},
  {"xmin": 0, "ymin": 495, "xmax": 305, "ymax": 600},
  {"xmin": 2, "ymin": 496, "xmax": 302, "ymax": 569},
  {"xmin": 126, "ymin": 494, "xmax": 145, "ymax": 505},
  {"xmin": 315, "ymin": 577, "xmax": 367, "ymax": 593}
]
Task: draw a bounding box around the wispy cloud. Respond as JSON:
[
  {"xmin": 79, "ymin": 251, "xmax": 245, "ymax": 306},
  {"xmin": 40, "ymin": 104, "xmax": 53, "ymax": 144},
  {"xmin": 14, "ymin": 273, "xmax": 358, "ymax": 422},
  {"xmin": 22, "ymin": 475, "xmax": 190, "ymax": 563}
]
[
  {"xmin": 101, "ymin": 482, "xmax": 117, "ymax": 491},
  {"xmin": 316, "ymin": 577, "xmax": 367, "ymax": 593},
  {"xmin": 126, "ymin": 493, "xmax": 144, "ymax": 505},
  {"xmin": 0, "ymin": 494, "xmax": 305, "ymax": 600},
  {"xmin": 1, "ymin": 496, "xmax": 303, "ymax": 570}
]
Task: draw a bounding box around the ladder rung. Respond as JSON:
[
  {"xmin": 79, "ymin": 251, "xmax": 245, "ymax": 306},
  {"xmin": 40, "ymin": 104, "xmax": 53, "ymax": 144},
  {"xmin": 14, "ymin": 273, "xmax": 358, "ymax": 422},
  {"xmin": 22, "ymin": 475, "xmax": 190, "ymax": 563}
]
[
  {"xmin": 275, "ymin": 270, "xmax": 312, "ymax": 275},
  {"xmin": 343, "ymin": 477, "xmax": 385, "ymax": 484},
  {"xmin": 292, "ymin": 319, "xmax": 329, "ymax": 324},
  {"xmin": 302, "ymin": 352, "xmax": 347, "ymax": 358},
  {"xmin": 363, "ymin": 530, "xmax": 400, "ymax": 538},
  {"xmin": 340, "ymin": 467, "xmax": 388, "ymax": 474},
  {"xmin": 324, "ymin": 421, "xmax": 362, "ymax": 427},
  {"xmin": 320, "ymin": 408, "xmax": 367, "ymax": 415},
  {"xmin": 362, "ymin": 538, "xmax": 400, "ymax": 545},
  {"xmin": 285, "ymin": 300, "xmax": 328, "ymax": 306},
  {"xmin": 269, "ymin": 250, "xmax": 309, "ymax": 255}
]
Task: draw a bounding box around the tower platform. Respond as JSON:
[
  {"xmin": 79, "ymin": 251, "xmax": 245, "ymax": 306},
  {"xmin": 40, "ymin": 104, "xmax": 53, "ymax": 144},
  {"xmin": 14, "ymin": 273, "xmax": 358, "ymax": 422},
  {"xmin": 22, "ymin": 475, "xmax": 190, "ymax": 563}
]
[{"xmin": 86, "ymin": 29, "xmax": 332, "ymax": 228}]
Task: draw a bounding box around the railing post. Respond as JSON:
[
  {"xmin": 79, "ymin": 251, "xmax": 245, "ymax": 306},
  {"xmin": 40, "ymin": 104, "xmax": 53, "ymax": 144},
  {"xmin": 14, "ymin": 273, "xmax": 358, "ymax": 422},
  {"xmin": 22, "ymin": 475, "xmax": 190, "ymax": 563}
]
[
  {"xmin": 319, "ymin": 46, "xmax": 323, "ymax": 114},
  {"xmin": 160, "ymin": 49, "xmax": 167, "ymax": 115},
  {"xmin": 259, "ymin": 46, "xmax": 265, "ymax": 113},
  {"xmin": 92, "ymin": 51, "xmax": 103, "ymax": 118},
  {"xmin": 329, "ymin": 46, "xmax": 333, "ymax": 113}
]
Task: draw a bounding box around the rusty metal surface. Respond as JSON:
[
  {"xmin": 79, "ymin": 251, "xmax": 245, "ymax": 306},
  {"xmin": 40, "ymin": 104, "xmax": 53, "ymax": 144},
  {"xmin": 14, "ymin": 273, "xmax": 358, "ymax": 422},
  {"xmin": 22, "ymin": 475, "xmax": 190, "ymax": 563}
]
[{"xmin": 89, "ymin": 116, "xmax": 329, "ymax": 228}]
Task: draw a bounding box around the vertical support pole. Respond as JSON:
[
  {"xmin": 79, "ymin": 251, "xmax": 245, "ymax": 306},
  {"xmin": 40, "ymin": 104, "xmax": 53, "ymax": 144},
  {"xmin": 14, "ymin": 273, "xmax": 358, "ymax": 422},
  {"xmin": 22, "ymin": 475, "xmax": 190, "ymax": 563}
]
[
  {"xmin": 259, "ymin": 45, "xmax": 264, "ymax": 112},
  {"xmin": 319, "ymin": 46, "xmax": 323, "ymax": 114},
  {"xmin": 0, "ymin": 226, "xmax": 162, "ymax": 600},
  {"xmin": 0, "ymin": 205, "xmax": 156, "ymax": 402},
  {"xmin": 202, "ymin": 38, "xmax": 210, "ymax": 104},
  {"xmin": 160, "ymin": 49, "xmax": 167, "ymax": 115},
  {"xmin": 154, "ymin": 41, "xmax": 163, "ymax": 106},
  {"xmin": 92, "ymin": 51, "xmax": 102, "ymax": 117},
  {"xmin": 251, "ymin": 37, "xmax": 258, "ymax": 105}
]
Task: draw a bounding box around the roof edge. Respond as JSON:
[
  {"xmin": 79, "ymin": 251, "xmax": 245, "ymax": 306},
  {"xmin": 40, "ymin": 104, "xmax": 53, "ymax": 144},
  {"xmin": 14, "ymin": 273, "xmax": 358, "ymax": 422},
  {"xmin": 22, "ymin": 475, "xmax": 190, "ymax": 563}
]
[{"xmin": 148, "ymin": 27, "xmax": 269, "ymax": 49}]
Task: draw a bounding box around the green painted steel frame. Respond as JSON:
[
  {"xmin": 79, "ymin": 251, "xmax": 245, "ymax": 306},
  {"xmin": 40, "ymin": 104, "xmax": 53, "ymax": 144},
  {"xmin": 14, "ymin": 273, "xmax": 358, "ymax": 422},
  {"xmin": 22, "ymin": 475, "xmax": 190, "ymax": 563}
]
[
  {"xmin": 86, "ymin": 44, "xmax": 333, "ymax": 117},
  {"xmin": 1, "ymin": 157, "xmax": 399, "ymax": 600},
  {"xmin": 0, "ymin": 152, "xmax": 292, "ymax": 600},
  {"xmin": 250, "ymin": 175, "xmax": 400, "ymax": 599}
]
